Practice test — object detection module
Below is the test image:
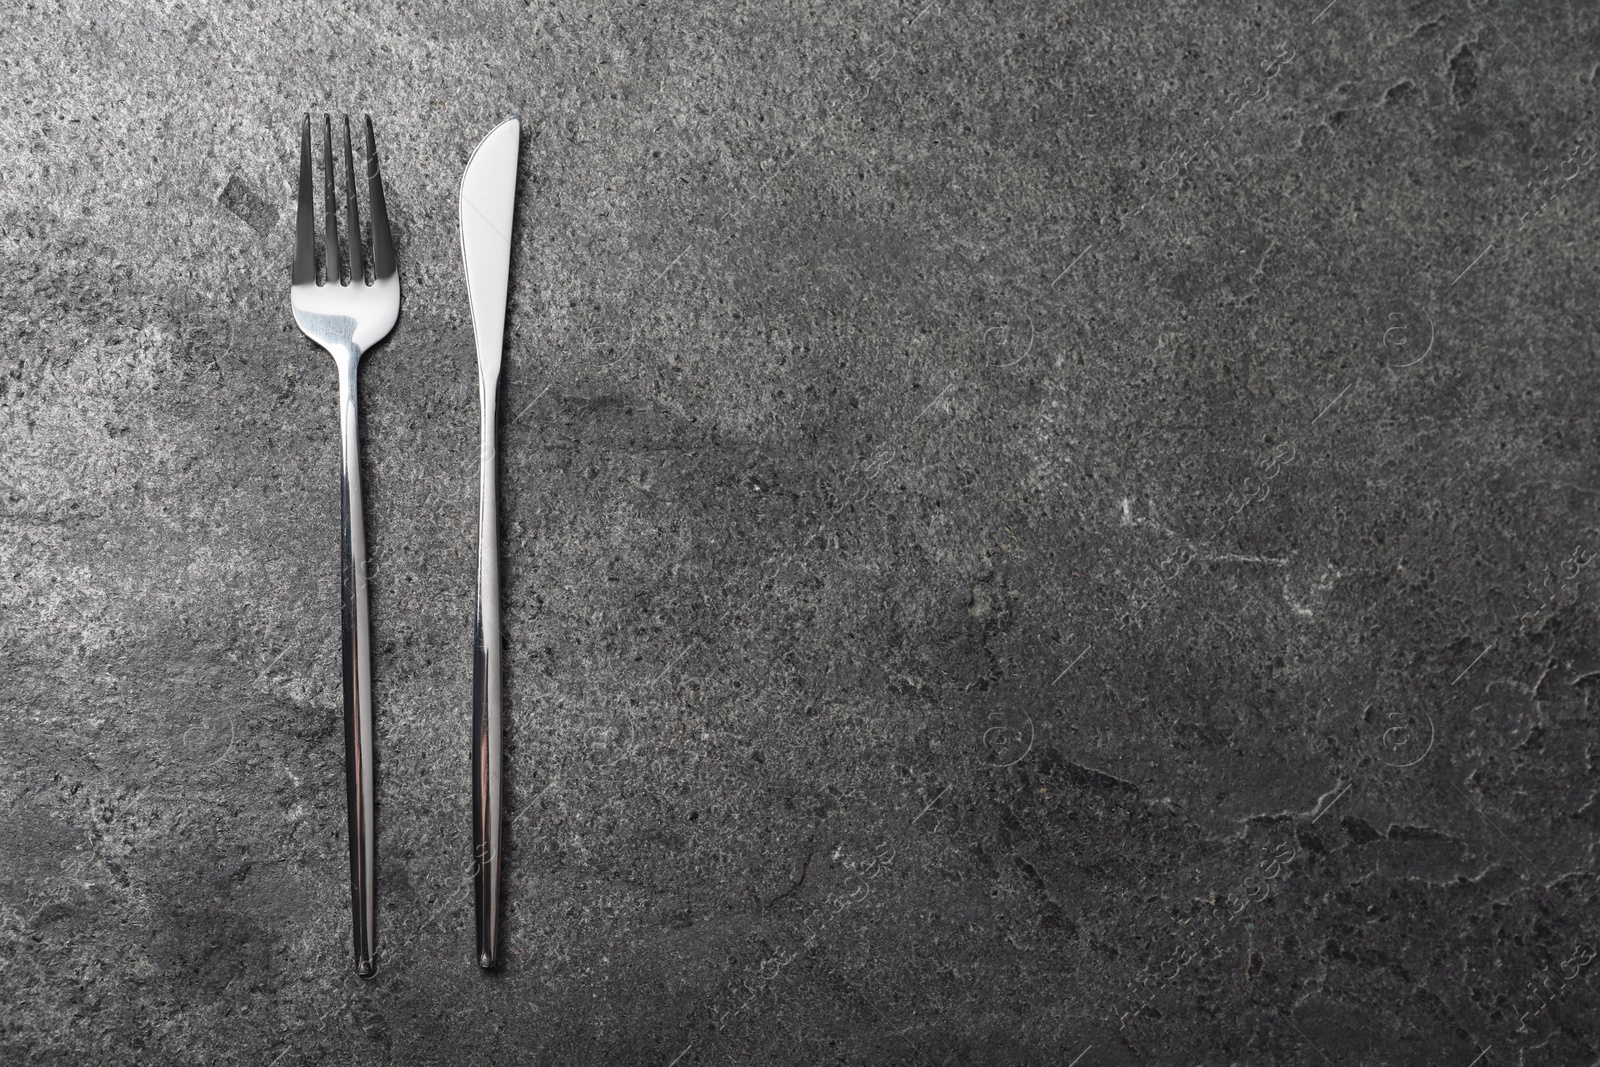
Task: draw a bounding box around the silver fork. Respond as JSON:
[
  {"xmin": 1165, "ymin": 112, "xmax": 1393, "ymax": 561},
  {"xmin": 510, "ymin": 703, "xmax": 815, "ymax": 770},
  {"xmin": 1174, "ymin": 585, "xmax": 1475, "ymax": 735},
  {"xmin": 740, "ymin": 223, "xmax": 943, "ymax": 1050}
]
[{"xmin": 290, "ymin": 112, "xmax": 399, "ymax": 978}]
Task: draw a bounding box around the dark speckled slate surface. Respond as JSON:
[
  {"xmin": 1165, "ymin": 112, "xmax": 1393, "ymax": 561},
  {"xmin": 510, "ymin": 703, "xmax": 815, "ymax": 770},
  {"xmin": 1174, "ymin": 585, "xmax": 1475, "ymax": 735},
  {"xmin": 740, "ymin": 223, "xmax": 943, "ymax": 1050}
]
[{"xmin": 2, "ymin": 1, "xmax": 1598, "ymax": 1064}]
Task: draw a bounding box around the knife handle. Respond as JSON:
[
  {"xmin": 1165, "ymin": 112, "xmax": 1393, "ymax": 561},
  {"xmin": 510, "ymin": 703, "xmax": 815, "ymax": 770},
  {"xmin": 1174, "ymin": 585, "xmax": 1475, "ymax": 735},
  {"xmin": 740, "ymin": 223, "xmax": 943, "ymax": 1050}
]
[
  {"xmin": 471, "ymin": 382, "xmax": 503, "ymax": 969},
  {"xmin": 338, "ymin": 359, "xmax": 378, "ymax": 978}
]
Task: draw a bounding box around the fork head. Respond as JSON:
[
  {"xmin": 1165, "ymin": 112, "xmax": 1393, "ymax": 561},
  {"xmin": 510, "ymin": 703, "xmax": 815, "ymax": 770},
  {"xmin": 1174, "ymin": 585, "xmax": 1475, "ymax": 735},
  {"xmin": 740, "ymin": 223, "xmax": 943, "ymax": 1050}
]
[{"xmin": 291, "ymin": 113, "xmax": 399, "ymax": 365}]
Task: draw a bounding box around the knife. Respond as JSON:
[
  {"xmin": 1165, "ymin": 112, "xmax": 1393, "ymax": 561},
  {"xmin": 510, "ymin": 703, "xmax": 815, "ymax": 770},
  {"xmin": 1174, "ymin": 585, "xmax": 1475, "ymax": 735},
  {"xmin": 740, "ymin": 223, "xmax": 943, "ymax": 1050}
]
[{"xmin": 459, "ymin": 115, "xmax": 520, "ymax": 970}]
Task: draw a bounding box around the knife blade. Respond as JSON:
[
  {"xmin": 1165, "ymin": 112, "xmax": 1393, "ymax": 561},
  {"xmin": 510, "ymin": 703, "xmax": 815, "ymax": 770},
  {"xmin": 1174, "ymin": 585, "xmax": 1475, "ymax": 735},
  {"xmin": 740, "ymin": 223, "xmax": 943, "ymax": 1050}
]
[{"xmin": 459, "ymin": 115, "xmax": 520, "ymax": 971}]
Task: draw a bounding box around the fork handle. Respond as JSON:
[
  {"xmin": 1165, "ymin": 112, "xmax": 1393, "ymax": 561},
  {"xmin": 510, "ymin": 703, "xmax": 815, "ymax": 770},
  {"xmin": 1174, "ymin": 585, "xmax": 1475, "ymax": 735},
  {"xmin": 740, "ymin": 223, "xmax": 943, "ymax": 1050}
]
[
  {"xmin": 472, "ymin": 377, "xmax": 503, "ymax": 969},
  {"xmin": 338, "ymin": 361, "xmax": 378, "ymax": 978}
]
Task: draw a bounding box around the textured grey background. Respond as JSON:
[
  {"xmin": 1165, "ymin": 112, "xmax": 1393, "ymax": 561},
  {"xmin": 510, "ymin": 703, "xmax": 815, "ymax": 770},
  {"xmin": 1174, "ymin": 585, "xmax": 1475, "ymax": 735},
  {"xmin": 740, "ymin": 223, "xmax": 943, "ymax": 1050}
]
[{"xmin": 2, "ymin": 0, "xmax": 1598, "ymax": 1063}]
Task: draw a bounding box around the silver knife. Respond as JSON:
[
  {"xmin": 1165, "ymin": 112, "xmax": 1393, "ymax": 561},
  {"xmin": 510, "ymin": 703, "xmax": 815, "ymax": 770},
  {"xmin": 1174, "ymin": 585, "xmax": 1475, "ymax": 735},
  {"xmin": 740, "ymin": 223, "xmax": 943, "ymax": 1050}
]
[{"xmin": 459, "ymin": 115, "xmax": 520, "ymax": 970}]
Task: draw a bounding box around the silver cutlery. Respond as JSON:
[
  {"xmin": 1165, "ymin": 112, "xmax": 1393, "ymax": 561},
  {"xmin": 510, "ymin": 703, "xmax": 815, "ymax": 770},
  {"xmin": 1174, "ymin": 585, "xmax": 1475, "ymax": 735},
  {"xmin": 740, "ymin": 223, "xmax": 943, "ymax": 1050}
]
[
  {"xmin": 290, "ymin": 112, "xmax": 399, "ymax": 978},
  {"xmin": 458, "ymin": 116, "xmax": 520, "ymax": 970}
]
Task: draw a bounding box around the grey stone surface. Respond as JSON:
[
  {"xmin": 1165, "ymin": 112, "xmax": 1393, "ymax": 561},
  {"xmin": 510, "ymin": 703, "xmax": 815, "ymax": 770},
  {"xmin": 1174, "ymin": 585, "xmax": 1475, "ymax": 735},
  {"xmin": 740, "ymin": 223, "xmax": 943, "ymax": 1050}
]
[{"xmin": 2, "ymin": 0, "xmax": 1599, "ymax": 1063}]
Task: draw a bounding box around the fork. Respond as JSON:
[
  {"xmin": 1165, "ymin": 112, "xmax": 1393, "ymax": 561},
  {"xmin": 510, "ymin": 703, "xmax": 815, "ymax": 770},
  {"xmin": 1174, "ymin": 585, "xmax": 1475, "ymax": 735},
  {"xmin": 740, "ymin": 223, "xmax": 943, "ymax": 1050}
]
[{"xmin": 290, "ymin": 112, "xmax": 399, "ymax": 978}]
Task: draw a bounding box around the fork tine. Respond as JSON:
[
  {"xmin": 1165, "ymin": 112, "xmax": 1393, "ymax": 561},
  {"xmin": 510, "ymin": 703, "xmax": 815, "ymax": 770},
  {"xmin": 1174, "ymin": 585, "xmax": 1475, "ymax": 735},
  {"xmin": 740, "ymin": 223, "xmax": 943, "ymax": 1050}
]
[
  {"xmin": 293, "ymin": 114, "xmax": 315, "ymax": 286},
  {"xmin": 341, "ymin": 116, "xmax": 366, "ymax": 285},
  {"xmin": 364, "ymin": 116, "xmax": 396, "ymax": 281},
  {"xmin": 322, "ymin": 114, "xmax": 342, "ymax": 285}
]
